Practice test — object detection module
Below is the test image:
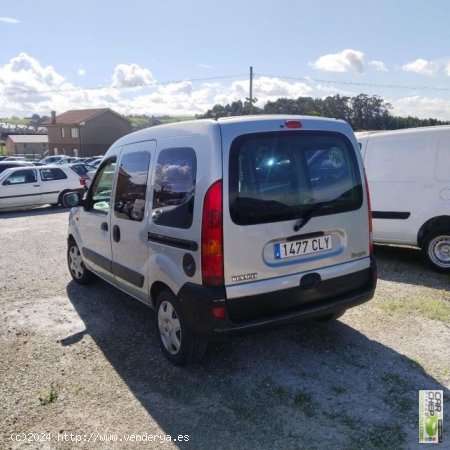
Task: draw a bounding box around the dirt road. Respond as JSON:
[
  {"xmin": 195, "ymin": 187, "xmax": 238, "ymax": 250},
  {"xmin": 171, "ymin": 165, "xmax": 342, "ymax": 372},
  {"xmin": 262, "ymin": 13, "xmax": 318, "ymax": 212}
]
[{"xmin": 1, "ymin": 207, "xmax": 449, "ymax": 449}]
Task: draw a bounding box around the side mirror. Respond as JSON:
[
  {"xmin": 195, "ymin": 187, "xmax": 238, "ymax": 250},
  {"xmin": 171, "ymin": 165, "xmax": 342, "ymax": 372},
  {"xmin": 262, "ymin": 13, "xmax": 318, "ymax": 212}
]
[{"xmin": 63, "ymin": 191, "xmax": 82, "ymax": 208}]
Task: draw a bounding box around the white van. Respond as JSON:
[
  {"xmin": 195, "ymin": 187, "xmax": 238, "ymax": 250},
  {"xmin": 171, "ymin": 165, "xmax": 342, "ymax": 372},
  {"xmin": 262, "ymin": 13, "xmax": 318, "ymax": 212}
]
[
  {"xmin": 64, "ymin": 116, "xmax": 376, "ymax": 364},
  {"xmin": 357, "ymin": 126, "xmax": 450, "ymax": 272}
]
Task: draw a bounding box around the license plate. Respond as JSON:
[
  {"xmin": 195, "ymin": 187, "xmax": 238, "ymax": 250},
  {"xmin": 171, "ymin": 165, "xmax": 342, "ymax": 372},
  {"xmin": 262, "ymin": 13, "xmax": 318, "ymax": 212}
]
[{"xmin": 274, "ymin": 235, "xmax": 332, "ymax": 259}]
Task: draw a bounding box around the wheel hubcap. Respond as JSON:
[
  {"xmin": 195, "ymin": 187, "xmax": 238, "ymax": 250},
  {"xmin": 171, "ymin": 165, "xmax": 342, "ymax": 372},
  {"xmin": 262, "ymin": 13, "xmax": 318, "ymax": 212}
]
[
  {"xmin": 69, "ymin": 245, "xmax": 85, "ymax": 279},
  {"xmin": 158, "ymin": 300, "xmax": 181, "ymax": 355},
  {"xmin": 429, "ymin": 235, "xmax": 450, "ymax": 268}
]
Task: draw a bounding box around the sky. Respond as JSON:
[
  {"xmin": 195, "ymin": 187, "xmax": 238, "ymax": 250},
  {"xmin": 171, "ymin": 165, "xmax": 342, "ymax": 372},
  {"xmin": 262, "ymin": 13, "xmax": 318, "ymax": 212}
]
[{"xmin": 1, "ymin": 0, "xmax": 450, "ymax": 120}]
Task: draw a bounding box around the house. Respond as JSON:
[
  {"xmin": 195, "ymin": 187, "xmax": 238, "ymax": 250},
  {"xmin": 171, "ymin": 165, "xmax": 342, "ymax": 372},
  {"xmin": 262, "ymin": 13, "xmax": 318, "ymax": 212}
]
[
  {"xmin": 41, "ymin": 108, "xmax": 132, "ymax": 157},
  {"xmin": 5, "ymin": 134, "xmax": 48, "ymax": 157}
]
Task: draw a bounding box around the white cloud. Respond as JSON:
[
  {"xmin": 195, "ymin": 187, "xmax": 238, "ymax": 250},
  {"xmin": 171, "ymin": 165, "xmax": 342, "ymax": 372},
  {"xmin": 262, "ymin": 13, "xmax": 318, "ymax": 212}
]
[
  {"xmin": 309, "ymin": 49, "xmax": 365, "ymax": 73},
  {"xmin": 0, "ymin": 17, "xmax": 20, "ymax": 24},
  {"xmin": 158, "ymin": 81, "xmax": 192, "ymax": 96},
  {"xmin": 369, "ymin": 60, "xmax": 388, "ymax": 72},
  {"xmin": 401, "ymin": 58, "xmax": 437, "ymax": 76},
  {"xmin": 111, "ymin": 63, "xmax": 154, "ymax": 88},
  {"xmin": 0, "ymin": 53, "xmax": 121, "ymax": 117},
  {"xmin": 392, "ymin": 95, "xmax": 450, "ymax": 120},
  {"xmin": 198, "ymin": 64, "xmax": 213, "ymax": 69},
  {"xmin": 1, "ymin": 52, "xmax": 450, "ymax": 121},
  {"xmin": 78, "ymin": 67, "xmax": 86, "ymax": 76},
  {"xmin": 0, "ymin": 52, "xmax": 68, "ymax": 110}
]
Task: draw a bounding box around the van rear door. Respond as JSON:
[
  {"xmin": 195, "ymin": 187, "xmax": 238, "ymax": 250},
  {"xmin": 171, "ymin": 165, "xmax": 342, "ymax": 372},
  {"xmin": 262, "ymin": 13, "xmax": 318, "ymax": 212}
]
[{"xmin": 220, "ymin": 119, "xmax": 371, "ymax": 302}]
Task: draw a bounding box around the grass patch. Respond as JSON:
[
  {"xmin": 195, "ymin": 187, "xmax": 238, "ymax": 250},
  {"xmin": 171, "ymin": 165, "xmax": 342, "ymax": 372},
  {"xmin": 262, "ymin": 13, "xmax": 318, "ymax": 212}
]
[
  {"xmin": 38, "ymin": 382, "xmax": 59, "ymax": 406},
  {"xmin": 331, "ymin": 385, "xmax": 346, "ymax": 395},
  {"xmin": 293, "ymin": 390, "xmax": 316, "ymax": 418},
  {"xmin": 381, "ymin": 373, "xmax": 415, "ymax": 418},
  {"xmin": 159, "ymin": 115, "xmax": 195, "ymax": 124},
  {"xmin": 375, "ymin": 296, "xmax": 450, "ymax": 324},
  {"xmin": 349, "ymin": 423, "xmax": 406, "ymax": 450}
]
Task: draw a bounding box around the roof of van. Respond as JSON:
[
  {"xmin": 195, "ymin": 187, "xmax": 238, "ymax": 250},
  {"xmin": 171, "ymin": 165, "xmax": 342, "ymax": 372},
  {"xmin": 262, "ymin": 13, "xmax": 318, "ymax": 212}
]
[
  {"xmin": 216, "ymin": 114, "xmax": 347, "ymax": 124},
  {"xmin": 110, "ymin": 115, "xmax": 352, "ymax": 148}
]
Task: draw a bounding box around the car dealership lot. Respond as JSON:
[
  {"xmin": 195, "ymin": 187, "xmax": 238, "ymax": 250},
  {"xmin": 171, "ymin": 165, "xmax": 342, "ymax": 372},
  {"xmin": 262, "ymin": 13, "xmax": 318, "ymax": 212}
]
[{"xmin": 1, "ymin": 207, "xmax": 449, "ymax": 449}]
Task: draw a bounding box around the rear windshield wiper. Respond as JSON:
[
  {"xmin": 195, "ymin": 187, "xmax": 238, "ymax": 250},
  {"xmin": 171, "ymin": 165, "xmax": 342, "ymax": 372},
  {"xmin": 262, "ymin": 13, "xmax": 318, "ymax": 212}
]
[
  {"xmin": 293, "ymin": 188, "xmax": 356, "ymax": 232},
  {"xmin": 293, "ymin": 202, "xmax": 326, "ymax": 232}
]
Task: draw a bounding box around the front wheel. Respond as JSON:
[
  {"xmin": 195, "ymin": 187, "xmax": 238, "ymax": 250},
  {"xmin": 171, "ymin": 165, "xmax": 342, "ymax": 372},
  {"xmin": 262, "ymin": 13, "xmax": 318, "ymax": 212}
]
[
  {"xmin": 422, "ymin": 230, "xmax": 450, "ymax": 272},
  {"xmin": 155, "ymin": 289, "xmax": 207, "ymax": 365},
  {"xmin": 67, "ymin": 240, "xmax": 95, "ymax": 284}
]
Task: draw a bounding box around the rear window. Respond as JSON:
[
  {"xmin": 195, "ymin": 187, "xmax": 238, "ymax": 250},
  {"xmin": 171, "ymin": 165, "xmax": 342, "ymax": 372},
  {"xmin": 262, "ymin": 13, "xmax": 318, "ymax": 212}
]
[
  {"xmin": 229, "ymin": 131, "xmax": 362, "ymax": 225},
  {"xmin": 39, "ymin": 168, "xmax": 68, "ymax": 181}
]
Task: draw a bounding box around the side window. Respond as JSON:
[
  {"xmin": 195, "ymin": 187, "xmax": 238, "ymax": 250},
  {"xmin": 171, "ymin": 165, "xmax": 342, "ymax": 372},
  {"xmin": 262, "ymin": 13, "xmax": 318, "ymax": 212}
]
[
  {"xmin": 39, "ymin": 168, "xmax": 68, "ymax": 181},
  {"xmin": 89, "ymin": 159, "xmax": 116, "ymax": 214},
  {"xmin": 114, "ymin": 151, "xmax": 151, "ymax": 221},
  {"xmin": 152, "ymin": 147, "xmax": 197, "ymax": 229},
  {"xmin": 3, "ymin": 169, "xmax": 37, "ymax": 185}
]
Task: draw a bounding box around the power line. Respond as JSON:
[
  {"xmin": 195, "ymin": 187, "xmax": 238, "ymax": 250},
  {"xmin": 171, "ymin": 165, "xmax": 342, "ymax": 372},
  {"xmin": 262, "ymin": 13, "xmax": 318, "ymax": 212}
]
[
  {"xmin": 257, "ymin": 73, "xmax": 450, "ymax": 93},
  {"xmin": 6, "ymin": 71, "xmax": 450, "ymax": 99},
  {"xmin": 9, "ymin": 74, "xmax": 247, "ymax": 96}
]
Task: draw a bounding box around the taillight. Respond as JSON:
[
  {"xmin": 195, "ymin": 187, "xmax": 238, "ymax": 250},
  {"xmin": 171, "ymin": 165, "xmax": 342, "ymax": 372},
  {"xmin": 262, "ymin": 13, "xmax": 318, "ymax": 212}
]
[
  {"xmin": 364, "ymin": 169, "xmax": 373, "ymax": 255},
  {"xmin": 79, "ymin": 176, "xmax": 87, "ymax": 186},
  {"xmin": 201, "ymin": 180, "xmax": 224, "ymax": 286}
]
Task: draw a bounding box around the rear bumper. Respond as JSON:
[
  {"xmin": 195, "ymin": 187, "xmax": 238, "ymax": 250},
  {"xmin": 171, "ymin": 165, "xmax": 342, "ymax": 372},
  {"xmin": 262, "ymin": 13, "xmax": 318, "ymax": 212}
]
[{"xmin": 177, "ymin": 256, "xmax": 377, "ymax": 337}]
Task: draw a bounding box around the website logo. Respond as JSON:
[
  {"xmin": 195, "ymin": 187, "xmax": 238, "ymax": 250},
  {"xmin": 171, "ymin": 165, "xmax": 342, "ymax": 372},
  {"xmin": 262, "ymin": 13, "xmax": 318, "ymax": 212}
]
[{"xmin": 419, "ymin": 390, "xmax": 443, "ymax": 444}]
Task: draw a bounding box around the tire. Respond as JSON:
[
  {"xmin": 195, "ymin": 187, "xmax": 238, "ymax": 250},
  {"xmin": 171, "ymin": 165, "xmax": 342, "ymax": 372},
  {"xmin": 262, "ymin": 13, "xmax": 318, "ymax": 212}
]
[
  {"xmin": 315, "ymin": 310, "xmax": 346, "ymax": 322},
  {"xmin": 421, "ymin": 229, "xmax": 450, "ymax": 273},
  {"xmin": 58, "ymin": 190, "xmax": 71, "ymax": 207},
  {"xmin": 155, "ymin": 289, "xmax": 207, "ymax": 365},
  {"xmin": 67, "ymin": 240, "xmax": 95, "ymax": 284}
]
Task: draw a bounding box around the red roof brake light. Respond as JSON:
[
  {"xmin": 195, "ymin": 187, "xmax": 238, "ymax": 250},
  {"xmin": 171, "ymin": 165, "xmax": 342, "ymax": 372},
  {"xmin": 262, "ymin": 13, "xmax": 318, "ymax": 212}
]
[{"xmin": 285, "ymin": 120, "xmax": 302, "ymax": 129}]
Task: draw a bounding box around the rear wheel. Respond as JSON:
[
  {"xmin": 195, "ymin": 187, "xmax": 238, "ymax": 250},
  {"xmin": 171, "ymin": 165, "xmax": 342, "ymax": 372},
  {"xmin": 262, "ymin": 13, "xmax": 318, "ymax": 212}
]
[
  {"xmin": 58, "ymin": 190, "xmax": 71, "ymax": 206},
  {"xmin": 155, "ymin": 289, "xmax": 207, "ymax": 365},
  {"xmin": 67, "ymin": 240, "xmax": 95, "ymax": 284},
  {"xmin": 422, "ymin": 229, "xmax": 450, "ymax": 272}
]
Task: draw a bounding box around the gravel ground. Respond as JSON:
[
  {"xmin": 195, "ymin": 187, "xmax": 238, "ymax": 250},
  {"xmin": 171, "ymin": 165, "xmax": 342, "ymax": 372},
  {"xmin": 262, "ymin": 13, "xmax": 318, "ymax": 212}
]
[{"xmin": 0, "ymin": 207, "xmax": 449, "ymax": 450}]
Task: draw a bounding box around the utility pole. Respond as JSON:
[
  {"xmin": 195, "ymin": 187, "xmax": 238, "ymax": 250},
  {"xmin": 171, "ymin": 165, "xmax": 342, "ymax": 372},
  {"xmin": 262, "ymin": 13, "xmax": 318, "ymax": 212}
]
[{"xmin": 249, "ymin": 66, "xmax": 254, "ymax": 115}]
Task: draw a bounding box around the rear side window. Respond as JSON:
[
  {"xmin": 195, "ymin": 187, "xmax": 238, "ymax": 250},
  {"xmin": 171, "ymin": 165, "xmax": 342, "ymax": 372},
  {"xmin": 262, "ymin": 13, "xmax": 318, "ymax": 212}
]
[
  {"xmin": 229, "ymin": 131, "xmax": 362, "ymax": 225},
  {"xmin": 39, "ymin": 168, "xmax": 68, "ymax": 181},
  {"xmin": 152, "ymin": 147, "xmax": 197, "ymax": 229},
  {"xmin": 114, "ymin": 151, "xmax": 151, "ymax": 221},
  {"xmin": 3, "ymin": 169, "xmax": 37, "ymax": 185}
]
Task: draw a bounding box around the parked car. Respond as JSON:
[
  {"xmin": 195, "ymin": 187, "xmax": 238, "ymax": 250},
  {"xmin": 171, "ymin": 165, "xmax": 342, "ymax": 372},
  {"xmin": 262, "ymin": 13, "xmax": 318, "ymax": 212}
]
[
  {"xmin": 357, "ymin": 125, "xmax": 450, "ymax": 272},
  {"xmin": 0, "ymin": 165, "xmax": 85, "ymax": 211},
  {"xmin": 40, "ymin": 155, "xmax": 66, "ymax": 164},
  {"xmin": 89, "ymin": 158, "xmax": 102, "ymax": 168},
  {"xmin": 83, "ymin": 155, "xmax": 104, "ymax": 165},
  {"xmin": 0, "ymin": 160, "xmax": 34, "ymax": 175},
  {"xmin": 55, "ymin": 157, "xmax": 80, "ymax": 165},
  {"xmin": 67, "ymin": 163, "xmax": 97, "ymax": 187},
  {"xmin": 64, "ymin": 116, "xmax": 376, "ymax": 365},
  {"xmin": 3, "ymin": 156, "xmax": 27, "ymax": 161}
]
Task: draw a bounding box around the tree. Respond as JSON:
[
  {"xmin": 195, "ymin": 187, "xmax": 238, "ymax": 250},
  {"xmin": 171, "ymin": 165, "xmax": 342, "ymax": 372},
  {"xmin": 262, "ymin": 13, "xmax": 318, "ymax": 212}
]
[{"xmin": 349, "ymin": 94, "xmax": 393, "ymax": 130}]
